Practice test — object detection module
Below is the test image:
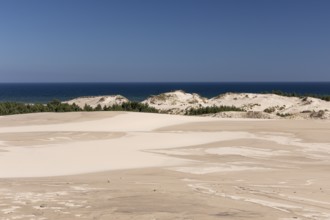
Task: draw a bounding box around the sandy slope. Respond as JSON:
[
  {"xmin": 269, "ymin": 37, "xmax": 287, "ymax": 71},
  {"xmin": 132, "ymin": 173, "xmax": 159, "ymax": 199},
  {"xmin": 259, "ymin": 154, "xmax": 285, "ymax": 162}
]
[
  {"xmin": 64, "ymin": 95, "xmax": 128, "ymax": 108},
  {"xmin": 0, "ymin": 112, "xmax": 228, "ymax": 177},
  {"xmin": 0, "ymin": 112, "xmax": 330, "ymax": 220},
  {"xmin": 65, "ymin": 90, "xmax": 330, "ymax": 119},
  {"xmin": 143, "ymin": 91, "xmax": 330, "ymax": 118}
]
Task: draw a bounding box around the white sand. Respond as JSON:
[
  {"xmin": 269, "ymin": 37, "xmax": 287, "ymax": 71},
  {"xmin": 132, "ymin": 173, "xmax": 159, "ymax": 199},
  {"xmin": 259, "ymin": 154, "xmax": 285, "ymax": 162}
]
[
  {"xmin": 205, "ymin": 146, "xmax": 288, "ymax": 157},
  {"xmin": 0, "ymin": 132, "xmax": 239, "ymax": 178},
  {"xmin": 1, "ymin": 112, "xmax": 329, "ymax": 178},
  {"xmin": 171, "ymin": 164, "xmax": 270, "ymax": 174},
  {"xmin": 0, "ymin": 112, "xmax": 216, "ymax": 133},
  {"xmin": 64, "ymin": 95, "xmax": 128, "ymax": 108},
  {"xmin": 0, "ymin": 112, "xmax": 252, "ymax": 178},
  {"xmin": 1, "ymin": 112, "xmax": 330, "ymax": 220}
]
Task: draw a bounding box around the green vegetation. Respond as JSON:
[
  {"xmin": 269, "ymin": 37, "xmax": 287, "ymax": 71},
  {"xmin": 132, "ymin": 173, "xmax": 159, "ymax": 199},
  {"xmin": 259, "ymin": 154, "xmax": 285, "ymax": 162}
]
[
  {"xmin": 103, "ymin": 102, "xmax": 158, "ymax": 113},
  {"xmin": 266, "ymin": 90, "xmax": 330, "ymax": 102},
  {"xmin": 0, "ymin": 100, "xmax": 239, "ymax": 116},
  {"xmin": 263, "ymin": 107, "xmax": 276, "ymax": 113},
  {"xmin": 185, "ymin": 105, "xmax": 244, "ymax": 115},
  {"xmin": 0, "ymin": 100, "xmax": 158, "ymax": 116},
  {"xmin": 276, "ymin": 113, "xmax": 292, "ymax": 118},
  {"xmin": 310, "ymin": 110, "xmax": 326, "ymax": 118},
  {"xmin": 0, "ymin": 100, "xmax": 82, "ymax": 116}
]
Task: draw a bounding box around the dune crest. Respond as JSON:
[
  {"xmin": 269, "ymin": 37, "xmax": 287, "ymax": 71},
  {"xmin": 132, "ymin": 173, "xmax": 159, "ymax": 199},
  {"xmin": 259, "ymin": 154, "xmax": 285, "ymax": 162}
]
[
  {"xmin": 65, "ymin": 90, "xmax": 330, "ymax": 119},
  {"xmin": 64, "ymin": 95, "xmax": 128, "ymax": 108}
]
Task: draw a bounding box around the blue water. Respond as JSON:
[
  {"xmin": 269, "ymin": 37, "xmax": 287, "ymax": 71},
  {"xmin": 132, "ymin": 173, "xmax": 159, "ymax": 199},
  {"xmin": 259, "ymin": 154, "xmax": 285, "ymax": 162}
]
[{"xmin": 0, "ymin": 82, "xmax": 329, "ymax": 103}]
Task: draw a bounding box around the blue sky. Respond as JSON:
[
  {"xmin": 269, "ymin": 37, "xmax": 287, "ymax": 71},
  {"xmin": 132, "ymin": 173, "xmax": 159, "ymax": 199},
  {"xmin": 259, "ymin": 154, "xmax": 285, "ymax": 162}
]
[{"xmin": 0, "ymin": 0, "xmax": 329, "ymax": 82}]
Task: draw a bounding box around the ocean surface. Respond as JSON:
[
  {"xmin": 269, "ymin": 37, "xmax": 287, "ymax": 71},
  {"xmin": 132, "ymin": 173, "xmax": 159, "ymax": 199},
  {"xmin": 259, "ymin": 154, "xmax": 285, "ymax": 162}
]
[{"xmin": 0, "ymin": 82, "xmax": 329, "ymax": 103}]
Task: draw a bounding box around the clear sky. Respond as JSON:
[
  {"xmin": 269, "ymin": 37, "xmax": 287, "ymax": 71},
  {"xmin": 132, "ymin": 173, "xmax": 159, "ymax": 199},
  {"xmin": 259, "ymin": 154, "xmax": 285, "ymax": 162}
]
[{"xmin": 0, "ymin": 0, "xmax": 329, "ymax": 82}]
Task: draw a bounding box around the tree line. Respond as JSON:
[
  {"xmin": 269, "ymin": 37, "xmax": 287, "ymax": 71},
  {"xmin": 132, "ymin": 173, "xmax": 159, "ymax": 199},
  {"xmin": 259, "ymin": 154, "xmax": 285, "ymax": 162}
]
[
  {"xmin": 0, "ymin": 100, "xmax": 158, "ymax": 116},
  {"xmin": 185, "ymin": 105, "xmax": 244, "ymax": 115}
]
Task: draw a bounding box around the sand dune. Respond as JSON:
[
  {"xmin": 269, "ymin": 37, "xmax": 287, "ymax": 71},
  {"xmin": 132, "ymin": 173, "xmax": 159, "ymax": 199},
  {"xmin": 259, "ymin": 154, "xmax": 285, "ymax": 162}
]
[
  {"xmin": 0, "ymin": 112, "xmax": 243, "ymax": 178},
  {"xmin": 0, "ymin": 112, "xmax": 330, "ymax": 219},
  {"xmin": 65, "ymin": 90, "xmax": 330, "ymax": 119},
  {"xmin": 141, "ymin": 90, "xmax": 209, "ymax": 114},
  {"xmin": 144, "ymin": 91, "xmax": 330, "ymax": 119},
  {"xmin": 64, "ymin": 95, "xmax": 128, "ymax": 108}
]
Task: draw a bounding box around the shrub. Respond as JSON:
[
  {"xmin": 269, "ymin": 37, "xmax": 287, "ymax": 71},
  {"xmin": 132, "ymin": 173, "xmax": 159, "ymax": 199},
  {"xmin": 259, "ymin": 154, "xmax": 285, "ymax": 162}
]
[
  {"xmin": 83, "ymin": 104, "xmax": 94, "ymax": 111},
  {"xmin": 94, "ymin": 104, "xmax": 102, "ymax": 111},
  {"xmin": 0, "ymin": 100, "xmax": 83, "ymax": 116},
  {"xmin": 264, "ymin": 107, "xmax": 276, "ymax": 113},
  {"xmin": 276, "ymin": 113, "xmax": 292, "ymax": 118},
  {"xmin": 185, "ymin": 105, "xmax": 244, "ymax": 115},
  {"xmin": 103, "ymin": 102, "xmax": 158, "ymax": 113}
]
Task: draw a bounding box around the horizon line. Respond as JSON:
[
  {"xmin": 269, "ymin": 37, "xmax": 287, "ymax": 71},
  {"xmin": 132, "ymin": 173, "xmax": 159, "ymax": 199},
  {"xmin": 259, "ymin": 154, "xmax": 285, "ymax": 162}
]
[{"xmin": 1, "ymin": 81, "xmax": 330, "ymax": 84}]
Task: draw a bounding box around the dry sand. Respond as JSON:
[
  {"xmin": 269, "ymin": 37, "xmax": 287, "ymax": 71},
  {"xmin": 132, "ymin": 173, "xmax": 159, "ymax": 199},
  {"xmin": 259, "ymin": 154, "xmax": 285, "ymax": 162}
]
[
  {"xmin": 0, "ymin": 112, "xmax": 330, "ymax": 219},
  {"xmin": 65, "ymin": 90, "xmax": 330, "ymax": 118}
]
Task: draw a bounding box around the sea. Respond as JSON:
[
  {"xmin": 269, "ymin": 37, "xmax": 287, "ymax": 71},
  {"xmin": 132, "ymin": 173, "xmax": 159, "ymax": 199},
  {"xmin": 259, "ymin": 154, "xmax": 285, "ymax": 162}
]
[{"xmin": 0, "ymin": 82, "xmax": 329, "ymax": 103}]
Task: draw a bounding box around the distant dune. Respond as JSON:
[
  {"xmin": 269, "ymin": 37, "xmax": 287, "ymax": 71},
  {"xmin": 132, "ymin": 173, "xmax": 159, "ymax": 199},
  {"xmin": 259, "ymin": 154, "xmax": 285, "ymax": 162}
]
[
  {"xmin": 64, "ymin": 90, "xmax": 330, "ymax": 119},
  {"xmin": 64, "ymin": 95, "xmax": 129, "ymax": 108}
]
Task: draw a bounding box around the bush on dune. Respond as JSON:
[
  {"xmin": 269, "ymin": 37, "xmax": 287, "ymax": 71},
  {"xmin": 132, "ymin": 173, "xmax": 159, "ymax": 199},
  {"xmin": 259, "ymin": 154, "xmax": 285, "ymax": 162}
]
[
  {"xmin": 103, "ymin": 102, "xmax": 158, "ymax": 113},
  {"xmin": 185, "ymin": 105, "xmax": 244, "ymax": 115}
]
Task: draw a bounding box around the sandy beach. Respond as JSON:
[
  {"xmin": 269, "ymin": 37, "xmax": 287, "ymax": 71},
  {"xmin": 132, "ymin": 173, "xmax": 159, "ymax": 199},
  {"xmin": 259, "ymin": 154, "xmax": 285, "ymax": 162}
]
[{"xmin": 0, "ymin": 112, "xmax": 330, "ymax": 220}]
